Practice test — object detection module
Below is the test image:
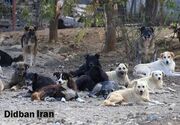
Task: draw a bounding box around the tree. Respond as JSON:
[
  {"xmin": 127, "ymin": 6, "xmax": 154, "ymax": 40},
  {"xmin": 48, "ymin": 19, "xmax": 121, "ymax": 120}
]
[{"xmin": 103, "ymin": 0, "xmax": 117, "ymax": 52}]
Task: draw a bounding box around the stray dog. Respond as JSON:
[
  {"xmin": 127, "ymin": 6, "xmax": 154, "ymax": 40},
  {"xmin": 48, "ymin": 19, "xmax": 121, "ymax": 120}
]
[
  {"xmin": 168, "ymin": 23, "xmax": 180, "ymax": 42},
  {"xmin": 129, "ymin": 70, "xmax": 163, "ymax": 93},
  {"xmin": 53, "ymin": 72, "xmax": 84, "ymax": 102},
  {"xmin": 106, "ymin": 63, "xmax": 130, "ymax": 87},
  {"xmin": 21, "ymin": 26, "xmax": 37, "ymax": 66},
  {"xmin": 136, "ymin": 26, "xmax": 155, "ymax": 63},
  {"xmin": 70, "ymin": 53, "xmax": 101, "ymax": 77},
  {"xmin": 89, "ymin": 81, "xmax": 120, "ymax": 98},
  {"xmin": 0, "ymin": 50, "xmax": 23, "ymax": 67},
  {"xmin": 103, "ymin": 80, "xmax": 150, "ymax": 106},
  {"xmin": 133, "ymin": 51, "xmax": 180, "ymax": 77},
  {"xmin": 7, "ymin": 62, "xmax": 29, "ymax": 91},
  {"xmin": 25, "ymin": 73, "xmax": 56, "ymax": 92}
]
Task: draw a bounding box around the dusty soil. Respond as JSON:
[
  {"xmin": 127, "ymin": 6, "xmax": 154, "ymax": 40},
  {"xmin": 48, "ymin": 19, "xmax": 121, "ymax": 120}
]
[{"xmin": 0, "ymin": 27, "xmax": 180, "ymax": 125}]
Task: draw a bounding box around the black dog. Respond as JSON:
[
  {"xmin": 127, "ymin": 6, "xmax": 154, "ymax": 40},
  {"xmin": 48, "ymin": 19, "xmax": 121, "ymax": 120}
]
[
  {"xmin": 25, "ymin": 73, "xmax": 56, "ymax": 92},
  {"xmin": 0, "ymin": 50, "xmax": 23, "ymax": 67},
  {"xmin": 136, "ymin": 26, "xmax": 155, "ymax": 63},
  {"xmin": 76, "ymin": 65, "xmax": 108, "ymax": 91},
  {"xmin": 70, "ymin": 53, "xmax": 101, "ymax": 77}
]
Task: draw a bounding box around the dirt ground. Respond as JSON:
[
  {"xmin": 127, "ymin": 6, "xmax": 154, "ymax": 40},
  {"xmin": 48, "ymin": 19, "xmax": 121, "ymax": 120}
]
[{"xmin": 0, "ymin": 27, "xmax": 180, "ymax": 125}]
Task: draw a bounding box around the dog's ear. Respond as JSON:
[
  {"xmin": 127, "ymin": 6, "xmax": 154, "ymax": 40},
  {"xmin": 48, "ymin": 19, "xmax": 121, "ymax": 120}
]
[
  {"xmin": 33, "ymin": 25, "xmax": 38, "ymax": 31},
  {"xmin": 160, "ymin": 52, "xmax": 164, "ymax": 58},
  {"xmin": 132, "ymin": 80, "xmax": 138, "ymax": 87},
  {"xmin": 95, "ymin": 53, "xmax": 100, "ymax": 59},
  {"xmin": 53, "ymin": 72, "xmax": 60, "ymax": 78},
  {"xmin": 150, "ymin": 71, "xmax": 155, "ymax": 77},
  {"xmin": 24, "ymin": 26, "xmax": 29, "ymax": 31},
  {"xmin": 12, "ymin": 63, "xmax": 17, "ymax": 69},
  {"xmin": 140, "ymin": 26, "xmax": 145, "ymax": 33},
  {"xmin": 170, "ymin": 52, "xmax": 175, "ymax": 58},
  {"xmin": 24, "ymin": 64, "xmax": 29, "ymax": 70},
  {"xmin": 149, "ymin": 27, "xmax": 154, "ymax": 33}
]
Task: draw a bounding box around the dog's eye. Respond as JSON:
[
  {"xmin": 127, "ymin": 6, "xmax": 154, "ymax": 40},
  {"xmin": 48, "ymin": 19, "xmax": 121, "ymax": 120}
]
[
  {"xmin": 155, "ymin": 74, "xmax": 158, "ymax": 76},
  {"xmin": 138, "ymin": 86, "xmax": 140, "ymax": 88},
  {"xmin": 142, "ymin": 86, "xmax": 145, "ymax": 88},
  {"xmin": 168, "ymin": 56, "xmax": 170, "ymax": 58},
  {"xmin": 164, "ymin": 56, "xmax": 166, "ymax": 59},
  {"xmin": 123, "ymin": 67, "xmax": 125, "ymax": 70},
  {"xmin": 119, "ymin": 68, "xmax": 121, "ymax": 70}
]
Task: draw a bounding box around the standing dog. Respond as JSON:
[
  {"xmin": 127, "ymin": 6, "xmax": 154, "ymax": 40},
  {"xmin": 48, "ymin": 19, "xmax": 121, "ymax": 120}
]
[
  {"xmin": 21, "ymin": 26, "xmax": 37, "ymax": 66},
  {"xmin": 136, "ymin": 26, "xmax": 155, "ymax": 63},
  {"xmin": 129, "ymin": 70, "xmax": 164, "ymax": 93},
  {"xmin": 106, "ymin": 63, "xmax": 130, "ymax": 87},
  {"xmin": 7, "ymin": 62, "xmax": 29, "ymax": 91},
  {"xmin": 103, "ymin": 80, "xmax": 150, "ymax": 106},
  {"xmin": 133, "ymin": 51, "xmax": 180, "ymax": 77}
]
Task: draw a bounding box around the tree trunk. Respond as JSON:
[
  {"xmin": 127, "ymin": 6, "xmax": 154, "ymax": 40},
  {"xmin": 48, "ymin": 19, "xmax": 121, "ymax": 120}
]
[
  {"xmin": 49, "ymin": 0, "xmax": 58, "ymax": 43},
  {"xmin": 103, "ymin": 1, "xmax": 116, "ymax": 52}
]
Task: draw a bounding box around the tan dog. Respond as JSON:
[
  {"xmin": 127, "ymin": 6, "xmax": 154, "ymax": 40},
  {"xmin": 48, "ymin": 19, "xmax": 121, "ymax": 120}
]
[
  {"xmin": 129, "ymin": 70, "xmax": 163, "ymax": 93},
  {"xmin": 7, "ymin": 62, "xmax": 29, "ymax": 91},
  {"xmin": 21, "ymin": 26, "xmax": 37, "ymax": 66},
  {"xmin": 106, "ymin": 63, "xmax": 130, "ymax": 87},
  {"xmin": 103, "ymin": 80, "xmax": 150, "ymax": 106},
  {"xmin": 134, "ymin": 51, "xmax": 180, "ymax": 77}
]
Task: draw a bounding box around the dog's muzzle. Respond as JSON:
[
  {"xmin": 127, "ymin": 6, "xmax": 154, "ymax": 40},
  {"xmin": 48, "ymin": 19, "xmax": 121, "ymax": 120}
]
[
  {"xmin": 139, "ymin": 90, "xmax": 143, "ymax": 95},
  {"xmin": 166, "ymin": 61, "xmax": 169, "ymax": 65},
  {"xmin": 158, "ymin": 77, "xmax": 161, "ymax": 80}
]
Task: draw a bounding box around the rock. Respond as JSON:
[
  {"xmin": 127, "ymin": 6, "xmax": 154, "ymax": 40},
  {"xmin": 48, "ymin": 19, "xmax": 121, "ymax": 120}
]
[
  {"xmin": 169, "ymin": 103, "xmax": 176, "ymax": 110},
  {"xmin": 146, "ymin": 113, "xmax": 160, "ymax": 122}
]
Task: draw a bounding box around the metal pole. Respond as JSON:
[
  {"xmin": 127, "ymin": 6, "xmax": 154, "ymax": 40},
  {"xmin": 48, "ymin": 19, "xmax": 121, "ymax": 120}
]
[{"xmin": 12, "ymin": 0, "xmax": 16, "ymax": 30}]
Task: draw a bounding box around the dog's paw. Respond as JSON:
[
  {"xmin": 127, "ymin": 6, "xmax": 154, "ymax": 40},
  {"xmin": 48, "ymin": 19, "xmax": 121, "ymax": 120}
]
[
  {"xmin": 61, "ymin": 97, "xmax": 67, "ymax": 103},
  {"xmin": 76, "ymin": 98, "xmax": 85, "ymax": 103},
  {"xmin": 10, "ymin": 86, "xmax": 17, "ymax": 91},
  {"xmin": 44, "ymin": 97, "xmax": 56, "ymax": 102},
  {"xmin": 88, "ymin": 93, "xmax": 97, "ymax": 98}
]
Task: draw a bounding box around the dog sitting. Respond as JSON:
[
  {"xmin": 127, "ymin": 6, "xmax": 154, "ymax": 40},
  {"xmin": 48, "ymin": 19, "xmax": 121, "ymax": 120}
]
[
  {"xmin": 129, "ymin": 70, "xmax": 164, "ymax": 93},
  {"xmin": 133, "ymin": 51, "xmax": 180, "ymax": 77},
  {"xmin": 6, "ymin": 62, "xmax": 29, "ymax": 91},
  {"xmin": 76, "ymin": 65, "xmax": 108, "ymax": 91},
  {"xmin": 103, "ymin": 80, "xmax": 150, "ymax": 106},
  {"xmin": 70, "ymin": 53, "xmax": 101, "ymax": 77},
  {"xmin": 136, "ymin": 26, "xmax": 155, "ymax": 63},
  {"xmin": 21, "ymin": 26, "xmax": 37, "ymax": 66},
  {"xmin": 106, "ymin": 63, "xmax": 130, "ymax": 87},
  {"xmin": 0, "ymin": 50, "xmax": 23, "ymax": 67}
]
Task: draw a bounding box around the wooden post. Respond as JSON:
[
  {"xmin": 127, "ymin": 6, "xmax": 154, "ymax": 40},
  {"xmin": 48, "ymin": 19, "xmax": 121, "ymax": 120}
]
[{"xmin": 12, "ymin": 0, "xmax": 16, "ymax": 31}]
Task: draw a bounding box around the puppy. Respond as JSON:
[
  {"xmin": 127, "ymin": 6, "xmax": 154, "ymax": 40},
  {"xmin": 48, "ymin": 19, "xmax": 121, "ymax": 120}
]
[
  {"xmin": 21, "ymin": 26, "xmax": 37, "ymax": 66},
  {"xmin": 106, "ymin": 63, "xmax": 130, "ymax": 87},
  {"xmin": 136, "ymin": 26, "xmax": 155, "ymax": 63},
  {"xmin": 7, "ymin": 62, "xmax": 29, "ymax": 91},
  {"xmin": 103, "ymin": 80, "xmax": 150, "ymax": 106},
  {"xmin": 53, "ymin": 72, "xmax": 84, "ymax": 102},
  {"xmin": 133, "ymin": 51, "xmax": 180, "ymax": 77},
  {"xmin": 129, "ymin": 70, "xmax": 163, "ymax": 93},
  {"xmin": 0, "ymin": 50, "xmax": 23, "ymax": 67}
]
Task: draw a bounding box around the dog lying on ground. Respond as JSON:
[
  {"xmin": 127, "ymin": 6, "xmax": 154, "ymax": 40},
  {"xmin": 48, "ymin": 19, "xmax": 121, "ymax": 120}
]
[
  {"xmin": 21, "ymin": 26, "xmax": 37, "ymax": 66},
  {"xmin": 103, "ymin": 80, "xmax": 150, "ymax": 106},
  {"xmin": 70, "ymin": 53, "xmax": 101, "ymax": 77},
  {"xmin": 89, "ymin": 81, "xmax": 120, "ymax": 98},
  {"xmin": 129, "ymin": 70, "xmax": 163, "ymax": 93},
  {"xmin": 136, "ymin": 26, "xmax": 155, "ymax": 63},
  {"xmin": 0, "ymin": 50, "xmax": 23, "ymax": 67},
  {"xmin": 76, "ymin": 65, "xmax": 108, "ymax": 91},
  {"xmin": 106, "ymin": 63, "xmax": 130, "ymax": 87},
  {"xmin": 25, "ymin": 73, "xmax": 56, "ymax": 92},
  {"xmin": 6, "ymin": 62, "xmax": 29, "ymax": 91},
  {"xmin": 134, "ymin": 51, "xmax": 180, "ymax": 77},
  {"xmin": 31, "ymin": 72, "xmax": 84, "ymax": 102}
]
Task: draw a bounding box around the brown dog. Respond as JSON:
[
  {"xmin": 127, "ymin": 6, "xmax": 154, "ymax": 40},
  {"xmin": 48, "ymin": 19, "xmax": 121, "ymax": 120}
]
[{"xmin": 21, "ymin": 26, "xmax": 37, "ymax": 66}]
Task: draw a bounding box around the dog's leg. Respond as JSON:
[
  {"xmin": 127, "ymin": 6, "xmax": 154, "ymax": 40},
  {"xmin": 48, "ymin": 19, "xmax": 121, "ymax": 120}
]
[
  {"xmin": 89, "ymin": 83, "xmax": 102, "ymax": 98},
  {"xmin": 30, "ymin": 54, "xmax": 33, "ymax": 66},
  {"xmin": 76, "ymin": 97, "xmax": 85, "ymax": 103},
  {"xmin": 61, "ymin": 97, "xmax": 67, "ymax": 103}
]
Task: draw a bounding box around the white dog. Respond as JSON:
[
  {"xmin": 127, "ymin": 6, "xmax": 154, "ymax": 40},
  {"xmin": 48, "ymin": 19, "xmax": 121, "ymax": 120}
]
[
  {"xmin": 133, "ymin": 51, "xmax": 180, "ymax": 77},
  {"xmin": 103, "ymin": 80, "xmax": 150, "ymax": 106},
  {"xmin": 129, "ymin": 70, "xmax": 164, "ymax": 93},
  {"xmin": 106, "ymin": 63, "xmax": 130, "ymax": 87}
]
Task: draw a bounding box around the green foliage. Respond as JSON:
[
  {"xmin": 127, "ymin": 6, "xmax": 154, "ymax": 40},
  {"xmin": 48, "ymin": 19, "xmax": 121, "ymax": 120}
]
[
  {"xmin": 40, "ymin": 0, "xmax": 55, "ymax": 21},
  {"xmin": 63, "ymin": 0, "xmax": 77, "ymax": 16},
  {"xmin": 21, "ymin": 6, "xmax": 32, "ymax": 24},
  {"xmin": 74, "ymin": 28, "xmax": 87, "ymax": 43},
  {"xmin": 165, "ymin": 0, "xmax": 176, "ymax": 9}
]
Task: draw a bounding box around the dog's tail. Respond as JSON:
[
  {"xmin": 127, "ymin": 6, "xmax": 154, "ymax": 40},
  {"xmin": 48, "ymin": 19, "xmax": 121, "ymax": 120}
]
[{"xmin": 12, "ymin": 55, "xmax": 24, "ymax": 63}]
